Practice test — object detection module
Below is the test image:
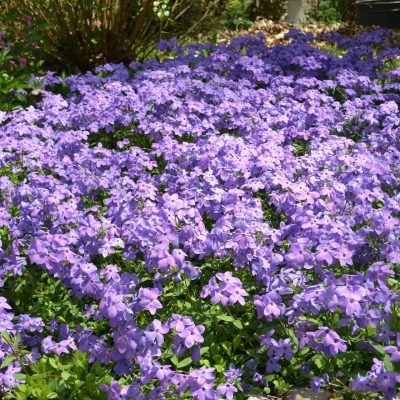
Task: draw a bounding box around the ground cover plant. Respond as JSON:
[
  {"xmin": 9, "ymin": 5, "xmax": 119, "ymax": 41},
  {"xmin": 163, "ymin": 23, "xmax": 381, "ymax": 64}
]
[{"xmin": 1, "ymin": 28, "xmax": 400, "ymax": 399}]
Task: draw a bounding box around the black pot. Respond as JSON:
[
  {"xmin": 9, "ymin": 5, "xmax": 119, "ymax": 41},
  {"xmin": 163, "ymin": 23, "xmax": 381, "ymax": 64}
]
[{"xmin": 356, "ymin": 0, "xmax": 400, "ymax": 28}]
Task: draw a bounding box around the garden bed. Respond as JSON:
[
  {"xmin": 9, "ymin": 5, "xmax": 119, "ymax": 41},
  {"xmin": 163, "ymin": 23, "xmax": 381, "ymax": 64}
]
[{"xmin": 1, "ymin": 28, "xmax": 400, "ymax": 399}]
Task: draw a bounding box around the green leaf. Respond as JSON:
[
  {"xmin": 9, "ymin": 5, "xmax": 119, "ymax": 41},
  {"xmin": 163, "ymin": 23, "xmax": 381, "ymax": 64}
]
[
  {"xmin": 384, "ymin": 354, "xmax": 394, "ymax": 371},
  {"xmin": 373, "ymin": 344, "xmax": 385, "ymax": 355},
  {"xmin": 211, "ymin": 32, "xmax": 218, "ymax": 46},
  {"xmin": 313, "ymin": 355, "xmax": 326, "ymax": 370},
  {"xmin": 212, "ymin": 355, "xmax": 225, "ymax": 365},
  {"xmin": 47, "ymin": 393, "xmax": 58, "ymax": 399},
  {"xmin": 200, "ymin": 358, "xmax": 211, "ymax": 367},
  {"xmin": 17, "ymin": 383, "xmax": 27, "ymax": 392},
  {"xmin": 388, "ymin": 277, "xmax": 398, "ymax": 286},
  {"xmin": 210, "ymin": 342, "xmax": 219, "ymax": 354},
  {"xmin": 177, "ymin": 357, "xmax": 192, "ymax": 368},
  {"xmin": 13, "ymin": 333, "xmax": 21, "ymax": 346},
  {"xmin": 233, "ymin": 319, "xmax": 243, "ymax": 329},
  {"xmin": 217, "ymin": 314, "xmax": 234, "ymax": 322},
  {"xmin": 0, "ymin": 354, "xmax": 15, "ymax": 369},
  {"xmin": 221, "ymin": 341, "xmax": 231, "ymax": 355},
  {"xmin": 215, "ymin": 364, "xmax": 224, "ymax": 372},
  {"xmin": 1, "ymin": 331, "xmax": 11, "ymax": 343},
  {"xmin": 233, "ymin": 335, "xmax": 241, "ymax": 350},
  {"xmin": 61, "ymin": 371, "xmax": 71, "ymax": 380},
  {"xmin": 48, "ymin": 358, "xmax": 58, "ymax": 369},
  {"xmin": 15, "ymin": 92, "xmax": 27, "ymax": 103},
  {"xmin": 170, "ymin": 355, "xmax": 179, "ymax": 366}
]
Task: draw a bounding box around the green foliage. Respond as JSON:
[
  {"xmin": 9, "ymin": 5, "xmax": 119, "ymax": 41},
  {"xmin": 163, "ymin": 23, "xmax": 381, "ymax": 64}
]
[
  {"xmin": 4, "ymin": 351, "xmax": 113, "ymax": 400},
  {"xmin": 247, "ymin": 0, "xmax": 286, "ymax": 21},
  {"xmin": 292, "ymin": 138, "xmax": 311, "ymax": 157},
  {"xmin": 225, "ymin": 0, "xmax": 254, "ymax": 30},
  {"xmin": 1, "ymin": 331, "xmax": 29, "ymax": 371},
  {"xmin": 309, "ymin": 0, "xmax": 356, "ymax": 24},
  {"xmin": 156, "ymin": 258, "xmax": 263, "ymax": 397},
  {"xmin": 334, "ymin": 0, "xmax": 356, "ymax": 23},
  {"xmin": 0, "ymin": 0, "xmax": 222, "ymax": 71},
  {"xmin": 0, "ymin": 31, "xmax": 44, "ymax": 111},
  {"xmin": 220, "ymin": 0, "xmax": 286, "ymax": 30},
  {"xmin": 2, "ymin": 264, "xmax": 86, "ymax": 327},
  {"xmin": 0, "ymin": 261, "xmax": 113, "ymax": 399},
  {"xmin": 0, "ymin": 329, "xmax": 120, "ymax": 399},
  {"xmin": 255, "ymin": 190, "xmax": 287, "ymax": 228},
  {"xmin": 316, "ymin": 0, "xmax": 342, "ymax": 24},
  {"xmin": 88, "ymin": 125, "xmax": 154, "ymax": 152}
]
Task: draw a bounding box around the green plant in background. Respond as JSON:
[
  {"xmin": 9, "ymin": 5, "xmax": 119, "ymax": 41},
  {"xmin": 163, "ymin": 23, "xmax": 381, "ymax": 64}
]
[
  {"xmin": 225, "ymin": 0, "xmax": 254, "ymax": 30},
  {"xmin": 316, "ymin": 0, "xmax": 341, "ymax": 23},
  {"xmin": 335, "ymin": 0, "xmax": 356, "ymax": 23},
  {"xmin": 248, "ymin": 0, "xmax": 286, "ymax": 21},
  {"xmin": 221, "ymin": 0, "xmax": 286, "ymax": 30},
  {"xmin": 308, "ymin": 0, "xmax": 356, "ymax": 24},
  {"xmin": 0, "ymin": 0, "xmax": 223, "ymax": 71},
  {"xmin": 0, "ymin": 28, "xmax": 44, "ymax": 111}
]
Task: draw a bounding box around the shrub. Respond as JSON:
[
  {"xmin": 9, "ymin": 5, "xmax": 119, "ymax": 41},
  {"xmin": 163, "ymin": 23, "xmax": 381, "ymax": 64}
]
[
  {"xmin": 220, "ymin": 0, "xmax": 286, "ymax": 28},
  {"xmin": 218, "ymin": 0, "xmax": 254, "ymax": 29},
  {"xmin": 335, "ymin": 0, "xmax": 356, "ymax": 22},
  {"xmin": 0, "ymin": 0, "xmax": 221, "ymax": 71},
  {"xmin": 312, "ymin": 0, "xmax": 356, "ymax": 23},
  {"xmin": 0, "ymin": 29, "xmax": 43, "ymax": 111}
]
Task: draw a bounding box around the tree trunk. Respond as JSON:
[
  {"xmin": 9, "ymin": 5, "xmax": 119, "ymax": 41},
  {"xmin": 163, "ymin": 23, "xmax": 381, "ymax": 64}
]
[{"xmin": 286, "ymin": 0, "xmax": 306, "ymax": 23}]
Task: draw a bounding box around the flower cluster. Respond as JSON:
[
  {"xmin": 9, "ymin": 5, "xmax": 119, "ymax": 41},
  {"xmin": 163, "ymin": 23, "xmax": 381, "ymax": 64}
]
[
  {"xmin": 169, "ymin": 314, "xmax": 205, "ymax": 361},
  {"xmin": 1, "ymin": 28, "xmax": 400, "ymax": 398},
  {"xmin": 200, "ymin": 272, "xmax": 248, "ymax": 306}
]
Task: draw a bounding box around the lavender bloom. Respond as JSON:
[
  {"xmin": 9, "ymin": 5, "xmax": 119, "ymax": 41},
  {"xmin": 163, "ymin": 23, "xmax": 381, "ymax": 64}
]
[
  {"xmin": 200, "ymin": 271, "xmax": 248, "ymax": 306},
  {"xmin": 310, "ymin": 376, "xmax": 325, "ymax": 392},
  {"xmin": 216, "ymin": 382, "xmax": 238, "ymax": 400},
  {"xmin": 384, "ymin": 334, "xmax": 400, "ymax": 363},
  {"xmin": 254, "ymin": 291, "xmax": 283, "ymax": 321},
  {"xmin": 138, "ymin": 288, "xmax": 162, "ymax": 315},
  {"xmin": 314, "ymin": 327, "xmax": 347, "ymax": 356},
  {"xmin": 335, "ymin": 285, "xmax": 367, "ymax": 316}
]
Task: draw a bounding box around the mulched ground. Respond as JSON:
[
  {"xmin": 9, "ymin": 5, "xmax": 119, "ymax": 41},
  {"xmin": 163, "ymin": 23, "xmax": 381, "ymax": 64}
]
[{"xmin": 194, "ymin": 17, "xmax": 400, "ymax": 47}]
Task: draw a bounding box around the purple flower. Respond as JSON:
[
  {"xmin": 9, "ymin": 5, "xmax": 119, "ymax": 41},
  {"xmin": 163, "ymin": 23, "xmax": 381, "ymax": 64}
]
[
  {"xmin": 0, "ymin": 297, "xmax": 11, "ymax": 311},
  {"xmin": 201, "ymin": 272, "xmax": 248, "ymax": 306},
  {"xmin": 145, "ymin": 319, "xmax": 169, "ymax": 344},
  {"xmin": 168, "ymin": 314, "xmax": 194, "ymax": 333},
  {"xmin": 384, "ymin": 333, "xmax": 400, "ymax": 363},
  {"xmin": 138, "ymin": 288, "xmax": 163, "ymax": 315},
  {"xmin": 254, "ymin": 292, "xmax": 283, "ymax": 321},
  {"xmin": 311, "ymin": 376, "xmax": 325, "ymax": 392},
  {"xmin": 216, "ymin": 382, "xmax": 238, "ymax": 400},
  {"xmin": 101, "ymin": 264, "xmax": 120, "ymax": 282},
  {"xmin": 335, "ymin": 285, "xmax": 367, "ymax": 316},
  {"xmin": 178, "ymin": 325, "xmax": 205, "ymax": 348},
  {"xmin": 314, "ymin": 327, "xmax": 347, "ymax": 356}
]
